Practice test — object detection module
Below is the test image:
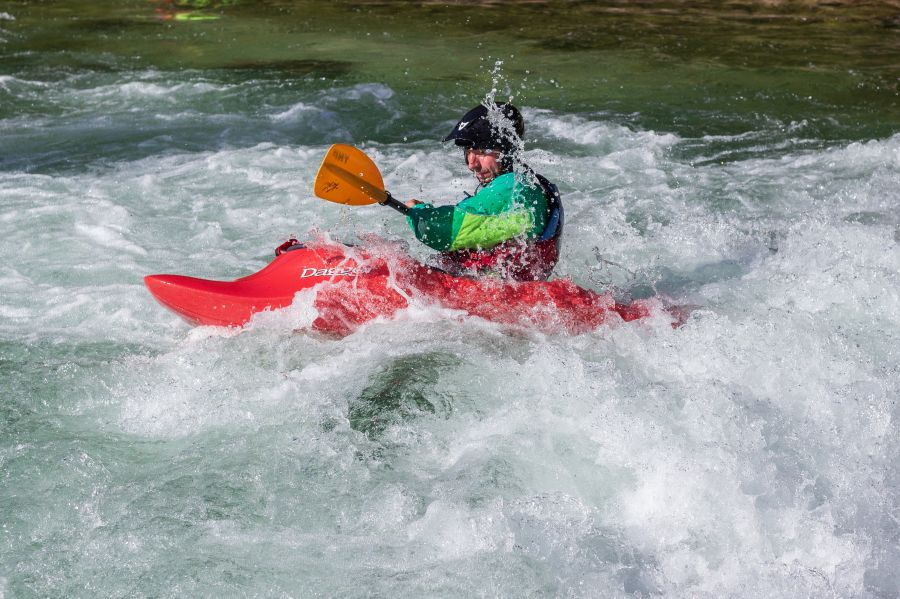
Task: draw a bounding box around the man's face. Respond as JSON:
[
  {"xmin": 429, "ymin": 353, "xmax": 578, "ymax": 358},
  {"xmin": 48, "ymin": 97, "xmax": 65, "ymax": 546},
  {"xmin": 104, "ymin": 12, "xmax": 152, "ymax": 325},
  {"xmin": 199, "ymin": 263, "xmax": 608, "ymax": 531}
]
[{"xmin": 465, "ymin": 148, "xmax": 501, "ymax": 185}]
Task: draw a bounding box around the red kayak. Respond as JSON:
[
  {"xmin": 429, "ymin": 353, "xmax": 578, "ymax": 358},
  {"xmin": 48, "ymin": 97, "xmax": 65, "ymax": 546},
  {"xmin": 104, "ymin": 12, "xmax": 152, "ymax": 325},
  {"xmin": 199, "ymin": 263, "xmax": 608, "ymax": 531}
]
[{"xmin": 144, "ymin": 240, "xmax": 669, "ymax": 336}]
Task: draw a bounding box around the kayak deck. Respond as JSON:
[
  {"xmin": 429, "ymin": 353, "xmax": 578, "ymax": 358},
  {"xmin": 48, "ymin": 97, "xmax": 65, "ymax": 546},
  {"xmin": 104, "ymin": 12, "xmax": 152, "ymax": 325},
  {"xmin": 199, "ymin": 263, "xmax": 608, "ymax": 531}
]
[{"xmin": 145, "ymin": 241, "xmax": 665, "ymax": 335}]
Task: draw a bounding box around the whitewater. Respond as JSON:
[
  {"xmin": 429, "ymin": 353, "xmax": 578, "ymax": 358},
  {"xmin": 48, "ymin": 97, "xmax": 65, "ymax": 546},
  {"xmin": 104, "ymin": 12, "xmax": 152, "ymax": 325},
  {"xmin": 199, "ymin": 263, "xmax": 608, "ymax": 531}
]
[{"xmin": 2, "ymin": 15, "xmax": 899, "ymax": 597}]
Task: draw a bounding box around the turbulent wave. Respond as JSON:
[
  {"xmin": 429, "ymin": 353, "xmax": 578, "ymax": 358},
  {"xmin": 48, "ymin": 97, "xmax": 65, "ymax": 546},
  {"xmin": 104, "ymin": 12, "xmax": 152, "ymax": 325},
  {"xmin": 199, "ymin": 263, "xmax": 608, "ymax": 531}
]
[
  {"xmin": 1, "ymin": 64, "xmax": 898, "ymax": 598},
  {"xmin": 0, "ymin": 76, "xmax": 410, "ymax": 172}
]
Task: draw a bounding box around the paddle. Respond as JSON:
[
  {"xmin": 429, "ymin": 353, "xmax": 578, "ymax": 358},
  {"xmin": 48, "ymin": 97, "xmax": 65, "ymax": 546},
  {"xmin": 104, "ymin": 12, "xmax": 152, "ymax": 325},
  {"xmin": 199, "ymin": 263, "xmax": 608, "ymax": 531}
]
[{"xmin": 313, "ymin": 144, "xmax": 409, "ymax": 215}]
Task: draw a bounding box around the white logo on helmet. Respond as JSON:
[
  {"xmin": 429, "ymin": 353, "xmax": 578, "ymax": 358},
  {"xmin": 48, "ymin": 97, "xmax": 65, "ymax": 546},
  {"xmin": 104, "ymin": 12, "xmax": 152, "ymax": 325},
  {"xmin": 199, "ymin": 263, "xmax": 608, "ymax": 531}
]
[{"xmin": 457, "ymin": 120, "xmax": 470, "ymax": 130}]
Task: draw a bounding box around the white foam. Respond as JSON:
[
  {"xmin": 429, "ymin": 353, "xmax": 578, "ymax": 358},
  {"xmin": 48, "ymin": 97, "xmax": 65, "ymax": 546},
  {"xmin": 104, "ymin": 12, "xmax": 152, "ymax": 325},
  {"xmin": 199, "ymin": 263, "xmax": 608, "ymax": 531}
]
[
  {"xmin": 527, "ymin": 108, "xmax": 680, "ymax": 151},
  {"xmin": 270, "ymin": 101, "xmax": 319, "ymax": 122},
  {"xmin": 0, "ymin": 75, "xmax": 40, "ymax": 91},
  {"xmin": 406, "ymin": 500, "xmax": 513, "ymax": 561},
  {"xmin": 73, "ymin": 223, "xmax": 147, "ymax": 255},
  {"xmin": 2, "ymin": 76, "xmax": 898, "ymax": 596},
  {"xmin": 78, "ymin": 80, "xmax": 227, "ymax": 103},
  {"xmin": 333, "ymin": 82, "xmax": 395, "ymax": 102}
]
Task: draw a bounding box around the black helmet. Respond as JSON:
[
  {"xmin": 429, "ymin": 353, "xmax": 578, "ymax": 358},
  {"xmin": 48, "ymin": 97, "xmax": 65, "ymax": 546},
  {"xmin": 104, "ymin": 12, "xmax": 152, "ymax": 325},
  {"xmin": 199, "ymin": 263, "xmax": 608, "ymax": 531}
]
[{"xmin": 442, "ymin": 102, "xmax": 524, "ymax": 154}]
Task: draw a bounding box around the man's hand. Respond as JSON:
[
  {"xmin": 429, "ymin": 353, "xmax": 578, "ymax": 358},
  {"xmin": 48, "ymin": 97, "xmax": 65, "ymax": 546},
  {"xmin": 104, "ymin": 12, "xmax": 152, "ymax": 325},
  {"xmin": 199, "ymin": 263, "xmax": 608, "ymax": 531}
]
[{"xmin": 405, "ymin": 199, "xmax": 424, "ymax": 208}]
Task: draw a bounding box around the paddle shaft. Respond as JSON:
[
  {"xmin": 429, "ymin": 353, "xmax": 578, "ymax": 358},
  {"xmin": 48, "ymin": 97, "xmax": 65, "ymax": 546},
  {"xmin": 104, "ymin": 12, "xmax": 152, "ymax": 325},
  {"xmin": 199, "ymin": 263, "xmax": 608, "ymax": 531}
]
[{"xmin": 381, "ymin": 191, "xmax": 409, "ymax": 215}]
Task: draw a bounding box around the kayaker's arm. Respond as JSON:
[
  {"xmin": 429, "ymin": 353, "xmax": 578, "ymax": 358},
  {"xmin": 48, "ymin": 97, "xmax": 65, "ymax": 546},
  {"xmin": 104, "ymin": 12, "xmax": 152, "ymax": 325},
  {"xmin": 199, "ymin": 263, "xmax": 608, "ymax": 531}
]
[
  {"xmin": 406, "ymin": 202, "xmax": 532, "ymax": 252},
  {"xmin": 405, "ymin": 173, "xmax": 547, "ymax": 253}
]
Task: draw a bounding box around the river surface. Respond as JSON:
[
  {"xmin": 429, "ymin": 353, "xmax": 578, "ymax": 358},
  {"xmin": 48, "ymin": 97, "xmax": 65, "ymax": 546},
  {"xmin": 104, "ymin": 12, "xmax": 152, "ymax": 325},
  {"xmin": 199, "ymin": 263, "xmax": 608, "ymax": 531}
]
[{"xmin": 1, "ymin": 1, "xmax": 899, "ymax": 597}]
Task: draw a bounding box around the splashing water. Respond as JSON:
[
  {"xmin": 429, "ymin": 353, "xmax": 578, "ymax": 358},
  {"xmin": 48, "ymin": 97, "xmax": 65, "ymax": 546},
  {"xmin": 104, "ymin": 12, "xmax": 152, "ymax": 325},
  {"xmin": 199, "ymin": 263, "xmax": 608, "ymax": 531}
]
[{"xmin": 1, "ymin": 2, "xmax": 899, "ymax": 597}]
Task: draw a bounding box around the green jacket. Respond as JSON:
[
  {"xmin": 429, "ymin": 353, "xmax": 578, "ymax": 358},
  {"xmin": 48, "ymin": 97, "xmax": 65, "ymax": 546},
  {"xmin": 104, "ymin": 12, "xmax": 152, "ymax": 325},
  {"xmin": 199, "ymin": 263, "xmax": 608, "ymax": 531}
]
[{"xmin": 405, "ymin": 172, "xmax": 548, "ymax": 252}]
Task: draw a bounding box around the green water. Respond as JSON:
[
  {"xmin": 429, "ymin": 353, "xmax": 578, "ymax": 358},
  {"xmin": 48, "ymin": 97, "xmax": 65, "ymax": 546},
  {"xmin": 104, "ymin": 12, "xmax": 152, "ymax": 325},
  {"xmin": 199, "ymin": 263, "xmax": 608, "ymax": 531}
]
[
  {"xmin": 3, "ymin": 0, "xmax": 898, "ymax": 141},
  {"xmin": 2, "ymin": 2, "xmax": 899, "ymax": 597}
]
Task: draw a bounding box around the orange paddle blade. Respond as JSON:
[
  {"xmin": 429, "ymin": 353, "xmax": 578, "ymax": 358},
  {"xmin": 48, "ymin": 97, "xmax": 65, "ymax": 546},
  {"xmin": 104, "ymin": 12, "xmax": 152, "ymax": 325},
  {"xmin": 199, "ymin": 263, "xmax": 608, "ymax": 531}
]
[{"xmin": 313, "ymin": 144, "xmax": 387, "ymax": 206}]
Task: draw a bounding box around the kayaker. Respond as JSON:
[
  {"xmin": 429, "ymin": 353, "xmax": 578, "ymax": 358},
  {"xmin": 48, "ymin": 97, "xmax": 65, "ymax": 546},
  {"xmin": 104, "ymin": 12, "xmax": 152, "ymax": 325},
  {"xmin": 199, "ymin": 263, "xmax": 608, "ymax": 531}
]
[{"xmin": 404, "ymin": 102, "xmax": 563, "ymax": 281}]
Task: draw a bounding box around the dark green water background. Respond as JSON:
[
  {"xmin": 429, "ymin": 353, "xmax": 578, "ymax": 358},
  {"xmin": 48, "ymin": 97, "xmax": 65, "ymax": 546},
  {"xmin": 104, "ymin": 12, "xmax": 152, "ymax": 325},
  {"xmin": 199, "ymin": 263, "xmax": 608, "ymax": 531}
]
[{"xmin": 2, "ymin": 0, "xmax": 898, "ymax": 168}]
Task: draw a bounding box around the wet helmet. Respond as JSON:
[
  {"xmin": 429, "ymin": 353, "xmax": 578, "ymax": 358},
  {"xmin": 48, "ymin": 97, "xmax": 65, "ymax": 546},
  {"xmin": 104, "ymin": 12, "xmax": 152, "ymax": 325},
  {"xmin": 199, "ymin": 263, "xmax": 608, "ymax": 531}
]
[{"xmin": 442, "ymin": 102, "xmax": 524, "ymax": 154}]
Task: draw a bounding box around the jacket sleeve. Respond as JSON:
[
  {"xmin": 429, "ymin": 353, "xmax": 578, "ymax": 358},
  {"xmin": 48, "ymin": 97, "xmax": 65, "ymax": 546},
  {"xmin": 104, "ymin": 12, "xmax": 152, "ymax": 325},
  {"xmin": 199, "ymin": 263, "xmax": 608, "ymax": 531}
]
[
  {"xmin": 406, "ymin": 202, "xmax": 531, "ymax": 252},
  {"xmin": 405, "ymin": 174, "xmax": 540, "ymax": 252}
]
